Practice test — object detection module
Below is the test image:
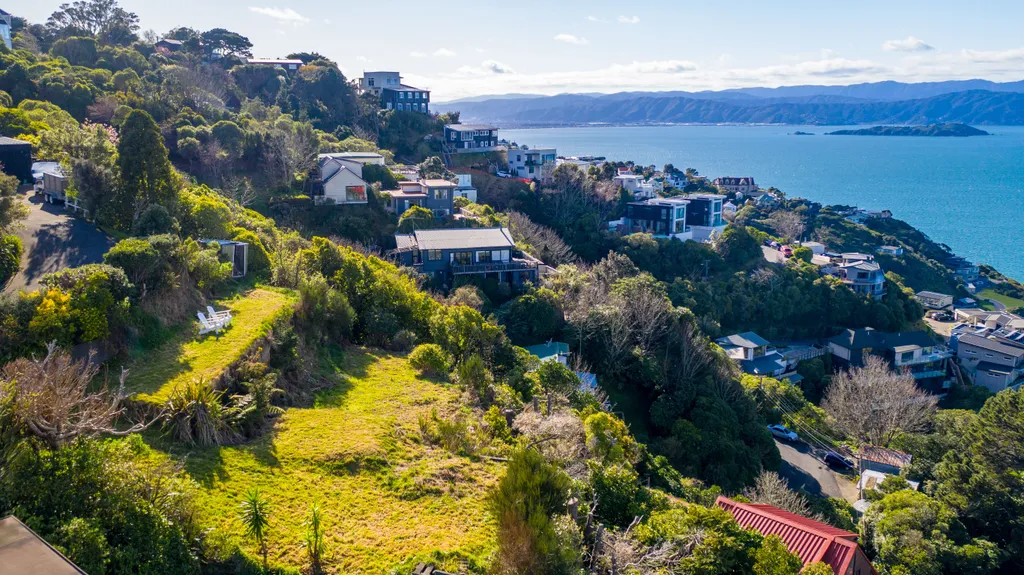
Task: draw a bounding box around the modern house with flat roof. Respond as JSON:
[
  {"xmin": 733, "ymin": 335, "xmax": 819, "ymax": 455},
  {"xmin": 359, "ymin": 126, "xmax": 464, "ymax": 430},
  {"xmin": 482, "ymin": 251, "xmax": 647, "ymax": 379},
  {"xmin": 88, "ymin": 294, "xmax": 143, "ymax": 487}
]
[
  {"xmin": 916, "ymin": 291, "xmax": 953, "ymax": 310},
  {"xmin": 828, "ymin": 327, "xmax": 953, "ymax": 392},
  {"xmin": 393, "ymin": 227, "xmax": 541, "ymax": 286},
  {"xmin": 716, "ymin": 497, "xmax": 877, "ymax": 575},
  {"xmin": 956, "ymin": 333, "xmax": 1024, "ymax": 392},
  {"xmin": 247, "ymin": 58, "xmax": 304, "ymax": 71},
  {"xmin": 444, "ymin": 125, "xmax": 500, "ymax": 152},
  {"xmin": 683, "ymin": 193, "xmax": 727, "ymax": 241},
  {"xmin": 622, "ymin": 197, "xmax": 692, "ymax": 241},
  {"xmin": 834, "ymin": 253, "xmax": 886, "ymax": 299},
  {"xmin": 507, "ymin": 145, "xmax": 557, "ymax": 184},
  {"xmin": 384, "ymin": 179, "xmax": 456, "ymax": 216},
  {"xmin": 358, "ymin": 72, "xmax": 430, "ymax": 113},
  {"xmin": 360, "ymin": 71, "xmax": 402, "ymax": 96},
  {"xmin": 313, "ymin": 154, "xmax": 370, "ymax": 205}
]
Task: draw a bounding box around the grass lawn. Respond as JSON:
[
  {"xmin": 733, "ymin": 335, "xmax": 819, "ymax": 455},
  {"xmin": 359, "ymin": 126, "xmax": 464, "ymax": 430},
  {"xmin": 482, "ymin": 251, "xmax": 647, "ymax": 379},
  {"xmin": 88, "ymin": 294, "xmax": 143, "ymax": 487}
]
[
  {"xmin": 152, "ymin": 349, "xmax": 500, "ymax": 574},
  {"xmin": 979, "ymin": 288, "xmax": 1024, "ymax": 311},
  {"xmin": 125, "ymin": 288, "xmax": 296, "ymax": 403}
]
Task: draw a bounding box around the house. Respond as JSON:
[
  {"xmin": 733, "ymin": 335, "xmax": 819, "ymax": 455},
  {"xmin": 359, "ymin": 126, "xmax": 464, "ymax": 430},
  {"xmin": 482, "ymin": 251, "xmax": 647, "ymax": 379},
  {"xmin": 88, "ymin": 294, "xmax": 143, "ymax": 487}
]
[
  {"xmin": 444, "ymin": 125, "xmax": 499, "ymax": 152},
  {"xmin": 723, "ymin": 201, "xmax": 738, "ymax": 214},
  {"xmin": 360, "ymin": 71, "xmax": 402, "ymax": 97},
  {"xmin": 876, "ymin": 245, "xmax": 903, "ymax": 256},
  {"xmin": 916, "ymin": 291, "xmax": 953, "ymax": 310},
  {"xmin": 246, "ymin": 58, "xmax": 304, "ymax": 72},
  {"xmin": 712, "ymin": 176, "xmax": 758, "ymax": 195},
  {"xmin": 155, "ymin": 38, "xmax": 183, "ymax": 53},
  {"xmin": 314, "ymin": 154, "xmax": 370, "ymax": 205},
  {"xmin": 454, "ymin": 174, "xmax": 477, "ymax": 203},
  {"xmin": 382, "ymin": 84, "xmax": 430, "ymax": 113},
  {"xmin": 683, "ymin": 193, "xmax": 727, "ymax": 241},
  {"xmin": 859, "ymin": 446, "xmax": 913, "ymax": 476},
  {"xmin": 384, "ymin": 179, "xmax": 455, "ymax": 216},
  {"xmin": 855, "ymin": 468, "xmax": 919, "ymax": 513},
  {"xmin": 946, "ymin": 256, "xmax": 980, "ymax": 282},
  {"xmin": 828, "ymin": 328, "xmax": 953, "ymax": 392},
  {"xmin": 200, "ymin": 239, "xmax": 248, "ymax": 278},
  {"xmin": 392, "ymin": 227, "xmax": 541, "ymax": 286},
  {"xmin": 834, "ymin": 253, "xmax": 886, "ymax": 299},
  {"xmin": 956, "ymin": 333, "xmax": 1024, "ymax": 392},
  {"xmin": 716, "ymin": 497, "xmax": 877, "ymax": 575},
  {"xmin": 0, "ymin": 9, "xmax": 11, "ymax": 50},
  {"xmin": 320, "ymin": 152, "xmax": 385, "ymax": 166},
  {"xmin": 801, "ymin": 241, "xmax": 826, "ymax": 255},
  {"xmin": 0, "ymin": 515, "xmax": 87, "ymax": 574},
  {"xmin": 0, "ymin": 137, "xmax": 32, "ymax": 183},
  {"xmin": 613, "ymin": 171, "xmax": 661, "ymax": 200},
  {"xmin": 507, "ymin": 145, "xmax": 557, "ymax": 184},
  {"xmin": 622, "ymin": 197, "xmax": 692, "ymax": 241},
  {"xmin": 715, "ymin": 332, "xmax": 789, "ymax": 378},
  {"xmin": 525, "ymin": 341, "xmax": 570, "ymax": 365},
  {"xmin": 846, "ymin": 209, "xmax": 892, "ymax": 225}
]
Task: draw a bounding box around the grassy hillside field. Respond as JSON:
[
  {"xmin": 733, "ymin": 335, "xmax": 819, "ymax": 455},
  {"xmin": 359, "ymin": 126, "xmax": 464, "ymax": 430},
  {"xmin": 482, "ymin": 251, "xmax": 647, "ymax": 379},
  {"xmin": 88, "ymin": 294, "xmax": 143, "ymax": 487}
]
[{"xmin": 149, "ymin": 348, "xmax": 500, "ymax": 573}]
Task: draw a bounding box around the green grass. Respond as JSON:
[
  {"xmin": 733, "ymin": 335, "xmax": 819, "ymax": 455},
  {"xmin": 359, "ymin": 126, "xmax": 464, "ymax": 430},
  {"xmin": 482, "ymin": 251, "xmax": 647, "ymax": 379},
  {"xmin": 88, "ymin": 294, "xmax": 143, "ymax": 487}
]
[
  {"xmin": 125, "ymin": 288, "xmax": 296, "ymax": 403},
  {"xmin": 151, "ymin": 349, "xmax": 500, "ymax": 574},
  {"xmin": 979, "ymin": 289, "xmax": 1024, "ymax": 311}
]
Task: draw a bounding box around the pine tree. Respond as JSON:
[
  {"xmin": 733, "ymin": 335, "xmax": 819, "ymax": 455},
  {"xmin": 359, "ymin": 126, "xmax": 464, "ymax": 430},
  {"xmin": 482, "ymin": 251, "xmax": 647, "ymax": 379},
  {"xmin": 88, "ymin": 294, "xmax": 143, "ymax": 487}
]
[{"xmin": 113, "ymin": 109, "xmax": 175, "ymax": 230}]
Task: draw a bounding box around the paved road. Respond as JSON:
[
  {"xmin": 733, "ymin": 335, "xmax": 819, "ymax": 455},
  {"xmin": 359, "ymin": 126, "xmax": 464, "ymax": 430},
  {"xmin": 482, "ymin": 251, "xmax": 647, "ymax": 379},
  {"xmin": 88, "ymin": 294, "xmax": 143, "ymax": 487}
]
[
  {"xmin": 986, "ymin": 297, "xmax": 1007, "ymax": 311},
  {"xmin": 775, "ymin": 439, "xmax": 844, "ymax": 499},
  {"xmin": 4, "ymin": 194, "xmax": 114, "ymax": 294},
  {"xmin": 762, "ymin": 246, "xmax": 786, "ymax": 264}
]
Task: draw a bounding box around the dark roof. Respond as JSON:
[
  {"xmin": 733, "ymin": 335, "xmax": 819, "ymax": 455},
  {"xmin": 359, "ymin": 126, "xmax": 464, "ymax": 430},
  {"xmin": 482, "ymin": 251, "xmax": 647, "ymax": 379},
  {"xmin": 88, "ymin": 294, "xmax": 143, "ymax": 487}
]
[
  {"xmin": 959, "ymin": 334, "xmax": 1024, "ymax": 358},
  {"xmin": 0, "ymin": 136, "xmax": 30, "ymax": 147},
  {"xmin": 828, "ymin": 328, "xmax": 935, "ymax": 351},
  {"xmin": 716, "ymin": 497, "xmax": 869, "ymax": 575},
  {"xmin": 0, "ymin": 516, "xmax": 87, "ymax": 574},
  {"xmin": 717, "ymin": 331, "xmax": 770, "ymax": 349},
  {"xmin": 860, "ymin": 446, "xmax": 912, "ymax": 469},
  {"xmin": 740, "ymin": 354, "xmax": 788, "ymax": 375},
  {"xmin": 976, "ymin": 361, "xmax": 1014, "ymax": 376}
]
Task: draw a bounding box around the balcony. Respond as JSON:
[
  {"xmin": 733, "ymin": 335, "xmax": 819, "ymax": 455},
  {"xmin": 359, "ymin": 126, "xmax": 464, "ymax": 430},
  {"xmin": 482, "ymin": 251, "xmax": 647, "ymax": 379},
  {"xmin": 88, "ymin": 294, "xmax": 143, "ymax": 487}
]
[
  {"xmin": 451, "ymin": 259, "xmax": 538, "ymax": 275},
  {"xmin": 896, "ymin": 347, "xmax": 954, "ymax": 367}
]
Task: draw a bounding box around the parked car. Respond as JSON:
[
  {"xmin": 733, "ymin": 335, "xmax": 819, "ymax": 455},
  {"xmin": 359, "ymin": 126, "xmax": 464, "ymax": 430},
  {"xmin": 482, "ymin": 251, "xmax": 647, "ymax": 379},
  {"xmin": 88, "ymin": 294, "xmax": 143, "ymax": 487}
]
[
  {"xmin": 496, "ymin": 170, "xmax": 511, "ymax": 178},
  {"xmin": 781, "ymin": 245, "xmax": 793, "ymax": 257},
  {"xmin": 770, "ymin": 241, "xmax": 780, "ymax": 249},
  {"xmin": 767, "ymin": 424, "xmax": 798, "ymax": 442},
  {"xmin": 824, "ymin": 451, "xmax": 855, "ymax": 470}
]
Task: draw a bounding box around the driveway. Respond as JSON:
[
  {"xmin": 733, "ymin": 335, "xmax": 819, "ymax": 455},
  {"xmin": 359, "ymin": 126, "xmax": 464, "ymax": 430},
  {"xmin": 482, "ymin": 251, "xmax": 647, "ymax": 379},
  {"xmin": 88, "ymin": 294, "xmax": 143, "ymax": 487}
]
[
  {"xmin": 762, "ymin": 246, "xmax": 786, "ymax": 264},
  {"xmin": 4, "ymin": 194, "xmax": 114, "ymax": 294},
  {"xmin": 775, "ymin": 439, "xmax": 845, "ymax": 500}
]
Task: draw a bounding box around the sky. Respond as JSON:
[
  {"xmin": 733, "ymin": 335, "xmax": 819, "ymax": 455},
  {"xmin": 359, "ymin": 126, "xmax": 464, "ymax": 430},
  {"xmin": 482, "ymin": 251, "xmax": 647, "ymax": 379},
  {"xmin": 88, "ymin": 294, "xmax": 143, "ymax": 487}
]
[{"xmin": 12, "ymin": 0, "xmax": 1024, "ymax": 101}]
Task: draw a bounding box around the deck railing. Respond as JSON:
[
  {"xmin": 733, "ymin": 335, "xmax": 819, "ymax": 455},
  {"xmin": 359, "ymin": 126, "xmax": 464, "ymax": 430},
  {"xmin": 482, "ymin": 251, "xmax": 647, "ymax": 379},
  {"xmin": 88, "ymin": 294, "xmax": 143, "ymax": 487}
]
[{"xmin": 451, "ymin": 260, "xmax": 537, "ymax": 275}]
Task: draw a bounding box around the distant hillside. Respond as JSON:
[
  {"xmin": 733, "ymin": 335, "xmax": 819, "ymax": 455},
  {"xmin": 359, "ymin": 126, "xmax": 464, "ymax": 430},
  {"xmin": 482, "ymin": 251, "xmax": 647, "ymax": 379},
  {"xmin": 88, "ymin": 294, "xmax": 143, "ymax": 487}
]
[
  {"xmin": 826, "ymin": 123, "xmax": 990, "ymax": 137},
  {"xmin": 440, "ymin": 89, "xmax": 1024, "ymax": 126}
]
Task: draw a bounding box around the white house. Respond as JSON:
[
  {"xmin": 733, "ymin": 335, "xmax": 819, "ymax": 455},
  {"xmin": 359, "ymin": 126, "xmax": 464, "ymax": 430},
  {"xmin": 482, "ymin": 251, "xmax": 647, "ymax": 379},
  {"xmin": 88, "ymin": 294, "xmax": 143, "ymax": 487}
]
[
  {"xmin": 800, "ymin": 241, "xmax": 826, "ymax": 255},
  {"xmin": 614, "ymin": 171, "xmax": 661, "ymax": 200},
  {"xmin": 247, "ymin": 58, "xmax": 303, "ymax": 71},
  {"xmin": 316, "ymin": 155, "xmax": 369, "ymax": 205},
  {"xmin": 916, "ymin": 291, "xmax": 953, "ymax": 310},
  {"xmin": 454, "ymin": 174, "xmax": 477, "ymax": 203},
  {"xmin": 507, "ymin": 145, "xmax": 557, "ymax": 184},
  {"xmin": 359, "ymin": 71, "xmax": 402, "ymax": 96}
]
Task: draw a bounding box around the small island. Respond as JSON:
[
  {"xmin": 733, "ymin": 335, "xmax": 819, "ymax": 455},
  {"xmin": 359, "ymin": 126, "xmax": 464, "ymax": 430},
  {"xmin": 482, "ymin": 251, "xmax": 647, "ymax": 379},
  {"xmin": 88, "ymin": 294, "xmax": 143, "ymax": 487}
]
[
  {"xmin": 791, "ymin": 131, "xmax": 815, "ymax": 135},
  {"xmin": 826, "ymin": 123, "xmax": 990, "ymax": 137}
]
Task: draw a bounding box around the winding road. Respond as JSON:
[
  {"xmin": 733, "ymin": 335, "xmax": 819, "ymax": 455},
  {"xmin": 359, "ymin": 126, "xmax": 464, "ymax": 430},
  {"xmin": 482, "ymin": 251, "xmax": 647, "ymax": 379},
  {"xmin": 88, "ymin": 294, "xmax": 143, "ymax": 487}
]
[{"xmin": 775, "ymin": 439, "xmax": 844, "ymax": 499}]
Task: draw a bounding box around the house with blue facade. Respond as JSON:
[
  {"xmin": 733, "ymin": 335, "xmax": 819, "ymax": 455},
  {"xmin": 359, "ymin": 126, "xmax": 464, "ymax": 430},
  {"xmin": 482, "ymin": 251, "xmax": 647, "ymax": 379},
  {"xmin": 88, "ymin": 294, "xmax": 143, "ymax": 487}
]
[
  {"xmin": 393, "ymin": 227, "xmax": 541, "ymax": 286},
  {"xmin": 444, "ymin": 125, "xmax": 500, "ymax": 152},
  {"xmin": 0, "ymin": 9, "xmax": 11, "ymax": 50},
  {"xmin": 359, "ymin": 72, "xmax": 430, "ymax": 113},
  {"xmin": 385, "ymin": 179, "xmax": 456, "ymax": 216}
]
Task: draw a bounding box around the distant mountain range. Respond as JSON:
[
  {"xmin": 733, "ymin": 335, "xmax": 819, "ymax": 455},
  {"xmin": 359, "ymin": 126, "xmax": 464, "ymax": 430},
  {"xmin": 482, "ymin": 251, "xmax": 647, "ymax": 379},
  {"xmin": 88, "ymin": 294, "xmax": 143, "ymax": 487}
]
[{"xmin": 435, "ymin": 80, "xmax": 1024, "ymax": 126}]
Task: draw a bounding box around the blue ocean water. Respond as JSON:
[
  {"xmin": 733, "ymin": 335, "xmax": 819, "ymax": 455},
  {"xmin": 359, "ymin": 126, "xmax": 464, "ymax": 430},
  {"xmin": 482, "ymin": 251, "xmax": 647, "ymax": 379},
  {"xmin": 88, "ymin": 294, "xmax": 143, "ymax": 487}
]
[{"xmin": 503, "ymin": 125, "xmax": 1024, "ymax": 281}]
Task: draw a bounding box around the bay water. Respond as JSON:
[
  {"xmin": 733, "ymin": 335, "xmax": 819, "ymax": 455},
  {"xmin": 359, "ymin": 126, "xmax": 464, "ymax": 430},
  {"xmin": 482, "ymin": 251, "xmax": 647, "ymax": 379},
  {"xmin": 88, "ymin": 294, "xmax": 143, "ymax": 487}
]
[{"xmin": 503, "ymin": 125, "xmax": 1024, "ymax": 281}]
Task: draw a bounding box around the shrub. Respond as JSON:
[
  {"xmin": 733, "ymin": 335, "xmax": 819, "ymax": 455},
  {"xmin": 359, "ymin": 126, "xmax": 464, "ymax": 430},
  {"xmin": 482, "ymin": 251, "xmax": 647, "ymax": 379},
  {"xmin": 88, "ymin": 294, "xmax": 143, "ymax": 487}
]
[
  {"xmin": 104, "ymin": 237, "xmax": 165, "ymax": 295},
  {"xmin": 590, "ymin": 462, "xmax": 645, "ymax": 527},
  {"xmin": 584, "ymin": 412, "xmax": 641, "ymax": 465},
  {"xmin": 389, "ymin": 329, "xmax": 417, "ymax": 352},
  {"xmin": 163, "ymin": 378, "xmax": 237, "ymax": 446},
  {"xmin": 232, "ymin": 228, "xmax": 271, "ymax": 277},
  {"xmin": 132, "ymin": 204, "xmax": 175, "ymax": 236},
  {"xmin": 0, "ymin": 234, "xmax": 22, "ymax": 285},
  {"xmin": 485, "ymin": 405, "xmax": 512, "ymax": 442},
  {"xmin": 183, "ymin": 239, "xmax": 232, "ymax": 291},
  {"xmin": 297, "ymin": 273, "xmax": 355, "ymax": 344},
  {"xmin": 457, "ymin": 353, "xmax": 492, "ymax": 398},
  {"xmin": 408, "ymin": 344, "xmax": 451, "ymax": 376},
  {"xmin": 53, "ymin": 518, "xmax": 110, "ymax": 575}
]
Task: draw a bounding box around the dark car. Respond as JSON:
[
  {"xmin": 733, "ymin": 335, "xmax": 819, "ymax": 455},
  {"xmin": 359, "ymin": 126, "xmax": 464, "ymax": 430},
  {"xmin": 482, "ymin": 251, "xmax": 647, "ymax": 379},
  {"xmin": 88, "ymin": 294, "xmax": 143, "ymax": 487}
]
[{"xmin": 824, "ymin": 451, "xmax": 855, "ymax": 470}]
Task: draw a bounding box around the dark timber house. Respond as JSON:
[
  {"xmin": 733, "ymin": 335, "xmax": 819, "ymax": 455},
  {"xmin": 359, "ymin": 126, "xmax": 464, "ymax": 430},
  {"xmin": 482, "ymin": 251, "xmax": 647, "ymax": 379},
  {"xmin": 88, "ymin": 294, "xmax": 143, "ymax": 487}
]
[
  {"xmin": 0, "ymin": 137, "xmax": 32, "ymax": 183},
  {"xmin": 393, "ymin": 227, "xmax": 540, "ymax": 286}
]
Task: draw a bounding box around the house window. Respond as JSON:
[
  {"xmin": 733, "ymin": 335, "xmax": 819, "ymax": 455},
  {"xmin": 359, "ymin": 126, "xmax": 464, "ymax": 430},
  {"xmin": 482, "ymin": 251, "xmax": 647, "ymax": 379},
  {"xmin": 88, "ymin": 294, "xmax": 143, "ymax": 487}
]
[
  {"xmin": 453, "ymin": 251, "xmax": 472, "ymax": 265},
  {"xmin": 433, "ymin": 188, "xmax": 448, "ymax": 200},
  {"xmin": 345, "ymin": 185, "xmax": 366, "ymax": 202},
  {"xmin": 477, "ymin": 251, "xmax": 492, "ymax": 263},
  {"xmin": 368, "ymin": 78, "xmax": 375, "ymax": 87},
  {"xmin": 426, "ymin": 250, "xmax": 442, "ymax": 261},
  {"xmin": 901, "ymin": 351, "xmax": 915, "ymax": 362}
]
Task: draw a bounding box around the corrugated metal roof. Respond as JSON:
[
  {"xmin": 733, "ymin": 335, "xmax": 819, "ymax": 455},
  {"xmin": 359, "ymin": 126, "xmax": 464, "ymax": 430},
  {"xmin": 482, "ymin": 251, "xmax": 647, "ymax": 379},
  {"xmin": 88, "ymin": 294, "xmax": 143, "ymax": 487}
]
[
  {"xmin": 859, "ymin": 446, "xmax": 912, "ymax": 469},
  {"xmin": 718, "ymin": 332, "xmax": 770, "ymax": 349},
  {"xmin": 412, "ymin": 228, "xmax": 514, "ymax": 251},
  {"xmin": 0, "ymin": 136, "xmax": 30, "ymax": 147}
]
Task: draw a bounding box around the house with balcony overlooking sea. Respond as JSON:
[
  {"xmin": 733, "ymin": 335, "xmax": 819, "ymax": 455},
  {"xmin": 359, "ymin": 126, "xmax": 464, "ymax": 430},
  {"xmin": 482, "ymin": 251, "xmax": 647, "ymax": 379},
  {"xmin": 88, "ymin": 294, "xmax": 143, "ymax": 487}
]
[
  {"xmin": 683, "ymin": 193, "xmax": 727, "ymax": 241},
  {"xmin": 393, "ymin": 228, "xmax": 541, "ymax": 286},
  {"xmin": 508, "ymin": 145, "xmax": 557, "ymax": 184},
  {"xmin": 247, "ymin": 57, "xmax": 304, "ymax": 72},
  {"xmin": 835, "ymin": 253, "xmax": 886, "ymax": 299},
  {"xmin": 360, "ymin": 72, "xmax": 430, "ymax": 113},
  {"xmin": 444, "ymin": 125, "xmax": 500, "ymax": 152},
  {"xmin": 384, "ymin": 179, "xmax": 455, "ymax": 217},
  {"xmin": 828, "ymin": 327, "xmax": 953, "ymax": 392},
  {"xmin": 622, "ymin": 197, "xmax": 692, "ymax": 241}
]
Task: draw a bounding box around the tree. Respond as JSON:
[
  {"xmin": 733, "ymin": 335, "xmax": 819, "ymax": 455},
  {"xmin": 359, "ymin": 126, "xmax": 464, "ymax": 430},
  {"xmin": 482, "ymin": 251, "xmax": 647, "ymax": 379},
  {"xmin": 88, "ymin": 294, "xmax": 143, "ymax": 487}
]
[
  {"xmin": 0, "ymin": 172, "xmax": 29, "ymax": 232},
  {"xmin": 240, "ymin": 487, "xmax": 272, "ymax": 571},
  {"xmin": 46, "ymin": 0, "xmax": 139, "ymax": 42},
  {"xmin": 113, "ymin": 110, "xmax": 175, "ymax": 229},
  {"xmin": 823, "ymin": 355, "xmax": 937, "ymax": 447},
  {"xmin": 742, "ymin": 471, "xmax": 818, "ymax": 521},
  {"xmin": 507, "ymin": 211, "xmax": 577, "ymax": 266},
  {"xmin": 767, "ymin": 211, "xmax": 806, "ymax": 242},
  {"xmin": 753, "ymin": 535, "xmax": 803, "ymax": 575},
  {"xmin": 0, "ymin": 343, "xmax": 148, "ymax": 450},
  {"xmin": 304, "ymin": 501, "xmax": 327, "ymax": 574},
  {"xmin": 417, "ymin": 156, "xmax": 454, "ymax": 181},
  {"xmin": 199, "ymin": 28, "xmax": 252, "ymax": 59}
]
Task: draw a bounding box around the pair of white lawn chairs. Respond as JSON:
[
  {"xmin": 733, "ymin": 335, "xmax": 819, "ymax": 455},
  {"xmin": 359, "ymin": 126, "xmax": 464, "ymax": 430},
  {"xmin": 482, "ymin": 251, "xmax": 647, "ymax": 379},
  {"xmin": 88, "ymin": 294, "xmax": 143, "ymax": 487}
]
[{"xmin": 197, "ymin": 306, "xmax": 232, "ymax": 335}]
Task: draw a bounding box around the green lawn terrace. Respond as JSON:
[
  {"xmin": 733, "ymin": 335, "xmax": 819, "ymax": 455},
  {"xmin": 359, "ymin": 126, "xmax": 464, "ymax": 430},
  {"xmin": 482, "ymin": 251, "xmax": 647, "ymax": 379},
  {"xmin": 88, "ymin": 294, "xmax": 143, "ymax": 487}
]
[
  {"xmin": 152, "ymin": 349, "xmax": 500, "ymax": 573},
  {"xmin": 124, "ymin": 288, "xmax": 297, "ymax": 404}
]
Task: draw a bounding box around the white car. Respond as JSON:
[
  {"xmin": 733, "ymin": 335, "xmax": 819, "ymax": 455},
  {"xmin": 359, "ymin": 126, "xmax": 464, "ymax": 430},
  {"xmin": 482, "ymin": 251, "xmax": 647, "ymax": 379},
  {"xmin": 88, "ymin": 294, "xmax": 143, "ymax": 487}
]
[
  {"xmin": 768, "ymin": 424, "xmax": 798, "ymax": 442},
  {"xmin": 496, "ymin": 170, "xmax": 511, "ymax": 178}
]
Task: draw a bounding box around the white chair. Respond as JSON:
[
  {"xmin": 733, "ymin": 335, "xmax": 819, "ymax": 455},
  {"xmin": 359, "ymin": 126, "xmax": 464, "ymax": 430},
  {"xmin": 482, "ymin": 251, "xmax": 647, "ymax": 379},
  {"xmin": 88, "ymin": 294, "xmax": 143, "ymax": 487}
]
[
  {"xmin": 207, "ymin": 306, "xmax": 232, "ymax": 325},
  {"xmin": 197, "ymin": 312, "xmax": 225, "ymax": 335}
]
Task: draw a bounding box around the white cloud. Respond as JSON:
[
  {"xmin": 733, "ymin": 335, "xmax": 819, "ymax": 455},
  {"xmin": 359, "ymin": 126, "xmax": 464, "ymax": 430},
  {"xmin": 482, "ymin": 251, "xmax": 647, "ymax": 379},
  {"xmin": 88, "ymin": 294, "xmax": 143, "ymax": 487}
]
[
  {"xmin": 453, "ymin": 60, "xmax": 516, "ymax": 76},
  {"xmin": 356, "ymin": 55, "xmax": 369, "ymax": 62},
  {"xmin": 958, "ymin": 47, "xmax": 1024, "ymax": 64},
  {"xmin": 433, "ymin": 48, "xmax": 457, "ymax": 57},
  {"xmin": 587, "ymin": 15, "xmax": 607, "ymax": 22},
  {"xmin": 554, "ymin": 33, "xmax": 589, "ymax": 45},
  {"xmin": 410, "ymin": 51, "xmax": 427, "ymax": 58},
  {"xmin": 248, "ymin": 6, "xmax": 310, "ymax": 24},
  {"xmin": 882, "ymin": 36, "xmax": 934, "ymax": 52},
  {"xmin": 323, "ymin": 18, "xmax": 331, "ymax": 24},
  {"xmin": 474, "ymin": 47, "xmax": 487, "ymax": 54},
  {"xmin": 618, "ymin": 15, "xmax": 641, "ymax": 24},
  {"xmin": 612, "ymin": 60, "xmax": 696, "ymax": 74}
]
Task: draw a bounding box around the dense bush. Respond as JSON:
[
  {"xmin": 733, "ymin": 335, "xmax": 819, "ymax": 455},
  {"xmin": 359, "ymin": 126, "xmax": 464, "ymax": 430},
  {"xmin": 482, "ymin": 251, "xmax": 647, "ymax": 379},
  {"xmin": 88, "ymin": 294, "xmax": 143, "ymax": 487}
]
[
  {"xmin": 0, "ymin": 234, "xmax": 22, "ymax": 285},
  {"xmin": 408, "ymin": 344, "xmax": 451, "ymax": 376}
]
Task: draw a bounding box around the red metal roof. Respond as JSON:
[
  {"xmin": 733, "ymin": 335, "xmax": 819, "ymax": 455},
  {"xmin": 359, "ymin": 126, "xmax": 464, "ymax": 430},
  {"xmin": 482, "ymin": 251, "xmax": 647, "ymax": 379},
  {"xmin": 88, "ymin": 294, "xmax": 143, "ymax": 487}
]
[{"xmin": 716, "ymin": 496, "xmax": 875, "ymax": 575}]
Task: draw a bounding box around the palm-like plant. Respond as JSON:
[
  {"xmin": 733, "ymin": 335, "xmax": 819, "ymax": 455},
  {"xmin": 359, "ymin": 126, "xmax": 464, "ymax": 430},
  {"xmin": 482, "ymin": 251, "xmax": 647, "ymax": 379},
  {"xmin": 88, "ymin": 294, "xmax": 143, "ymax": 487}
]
[
  {"xmin": 163, "ymin": 377, "xmax": 237, "ymax": 446},
  {"xmin": 239, "ymin": 487, "xmax": 271, "ymax": 570},
  {"xmin": 304, "ymin": 500, "xmax": 328, "ymax": 573}
]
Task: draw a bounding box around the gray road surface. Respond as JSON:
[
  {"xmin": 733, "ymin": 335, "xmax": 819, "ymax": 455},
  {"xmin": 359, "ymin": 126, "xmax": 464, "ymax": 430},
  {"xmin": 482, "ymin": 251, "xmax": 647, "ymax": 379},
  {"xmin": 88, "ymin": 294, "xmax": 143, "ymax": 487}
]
[
  {"xmin": 775, "ymin": 439, "xmax": 844, "ymax": 499},
  {"xmin": 4, "ymin": 195, "xmax": 114, "ymax": 294}
]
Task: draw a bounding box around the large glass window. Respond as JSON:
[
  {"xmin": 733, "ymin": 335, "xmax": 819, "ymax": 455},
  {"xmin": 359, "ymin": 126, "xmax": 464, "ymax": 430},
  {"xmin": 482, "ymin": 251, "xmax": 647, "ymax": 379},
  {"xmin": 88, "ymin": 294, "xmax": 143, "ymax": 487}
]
[
  {"xmin": 453, "ymin": 251, "xmax": 472, "ymax": 265},
  {"xmin": 426, "ymin": 250, "xmax": 442, "ymax": 261},
  {"xmin": 477, "ymin": 251, "xmax": 492, "ymax": 263},
  {"xmin": 345, "ymin": 185, "xmax": 366, "ymax": 202}
]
